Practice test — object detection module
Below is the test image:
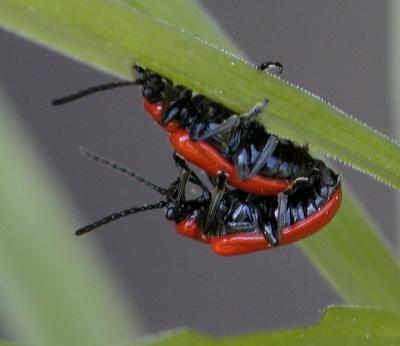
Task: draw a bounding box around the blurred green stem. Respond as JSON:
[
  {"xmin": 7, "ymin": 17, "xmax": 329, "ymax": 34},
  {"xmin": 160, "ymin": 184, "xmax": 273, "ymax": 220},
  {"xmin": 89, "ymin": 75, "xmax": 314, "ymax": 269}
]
[{"xmin": 0, "ymin": 88, "xmax": 138, "ymax": 346}]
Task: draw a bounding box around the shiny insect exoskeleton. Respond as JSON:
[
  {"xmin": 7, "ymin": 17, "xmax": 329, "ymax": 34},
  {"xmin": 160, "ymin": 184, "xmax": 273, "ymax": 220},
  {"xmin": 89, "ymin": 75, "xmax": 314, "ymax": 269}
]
[
  {"xmin": 76, "ymin": 149, "xmax": 341, "ymax": 256},
  {"xmin": 135, "ymin": 64, "xmax": 325, "ymax": 196},
  {"xmin": 52, "ymin": 62, "xmax": 334, "ymax": 197}
]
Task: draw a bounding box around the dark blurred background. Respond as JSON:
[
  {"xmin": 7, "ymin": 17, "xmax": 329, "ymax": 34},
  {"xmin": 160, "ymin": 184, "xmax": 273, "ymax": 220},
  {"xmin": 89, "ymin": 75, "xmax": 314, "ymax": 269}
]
[{"xmin": 0, "ymin": 0, "xmax": 394, "ymax": 336}]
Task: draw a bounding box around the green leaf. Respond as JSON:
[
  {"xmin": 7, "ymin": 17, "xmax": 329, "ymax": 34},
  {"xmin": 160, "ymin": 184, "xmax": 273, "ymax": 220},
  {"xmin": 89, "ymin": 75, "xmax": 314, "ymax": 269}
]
[
  {"xmin": 0, "ymin": 90, "xmax": 138, "ymax": 345},
  {"xmin": 300, "ymin": 190, "xmax": 400, "ymax": 312},
  {"xmin": 3, "ymin": 306, "xmax": 400, "ymax": 346},
  {"xmin": 124, "ymin": 0, "xmax": 400, "ymax": 314},
  {"xmin": 0, "ymin": 0, "xmax": 399, "ymax": 190},
  {"xmin": 142, "ymin": 306, "xmax": 400, "ymax": 346},
  {"xmin": 125, "ymin": 0, "xmax": 240, "ymax": 55},
  {"xmin": 0, "ymin": 0, "xmax": 399, "ymax": 330}
]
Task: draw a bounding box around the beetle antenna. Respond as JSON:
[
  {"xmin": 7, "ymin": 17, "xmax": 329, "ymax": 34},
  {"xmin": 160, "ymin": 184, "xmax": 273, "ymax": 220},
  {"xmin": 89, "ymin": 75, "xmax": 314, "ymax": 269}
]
[
  {"xmin": 52, "ymin": 80, "xmax": 140, "ymax": 105},
  {"xmin": 80, "ymin": 147, "xmax": 168, "ymax": 195},
  {"xmin": 76, "ymin": 201, "xmax": 166, "ymax": 235}
]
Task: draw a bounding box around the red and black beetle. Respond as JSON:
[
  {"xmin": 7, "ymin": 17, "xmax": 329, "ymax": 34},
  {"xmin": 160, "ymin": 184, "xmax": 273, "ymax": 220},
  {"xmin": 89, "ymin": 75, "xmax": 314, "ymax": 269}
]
[
  {"xmin": 53, "ymin": 62, "xmax": 328, "ymax": 197},
  {"xmin": 134, "ymin": 64, "xmax": 323, "ymax": 197},
  {"xmin": 76, "ymin": 148, "xmax": 342, "ymax": 256}
]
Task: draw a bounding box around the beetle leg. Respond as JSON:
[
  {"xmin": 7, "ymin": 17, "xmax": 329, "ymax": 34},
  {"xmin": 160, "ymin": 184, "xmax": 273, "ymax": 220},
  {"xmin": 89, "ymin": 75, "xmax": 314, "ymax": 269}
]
[
  {"xmin": 257, "ymin": 202, "xmax": 279, "ymax": 246},
  {"xmin": 160, "ymin": 79, "xmax": 174, "ymax": 123},
  {"xmin": 248, "ymin": 135, "xmax": 279, "ymax": 178},
  {"xmin": 269, "ymin": 176, "xmax": 313, "ymax": 244},
  {"xmin": 170, "ymin": 152, "xmax": 192, "ymax": 214},
  {"xmin": 191, "ymin": 114, "xmax": 240, "ymax": 141},
  {"xmin": 240, "ymin": 99, "xmax": 269, "ymax": 123},
  {"xmin": 176, "ymin": 167, "xmax": 191, "ymax": 209},
  {"xmin": 273, "ymin": 175, "xmax": 315, "ymax": 243},
  {"xmin": 260, "ymin": 224, "xmax": 278, "ymax": 246},
  {"xmin": 172, "ymin": 151, "xmax": 190, "ymax": 171},
  {"xmin": 204, "ymin": 99, "xmax": 267, "ymax": 139},
  {"xmin": 172, "ymin": 152, "xmax": 212, "ymax": 209},
  {"xmin": 233, "ymin": 147, "xmax": 251, "ymax": 181},
  {"xmin": 275, "ymin": 192, "xmax": 289, "ymax": 244},
  {"xmin": 205, "ymin": 170, "xmax": 229, "ymax": 229}
]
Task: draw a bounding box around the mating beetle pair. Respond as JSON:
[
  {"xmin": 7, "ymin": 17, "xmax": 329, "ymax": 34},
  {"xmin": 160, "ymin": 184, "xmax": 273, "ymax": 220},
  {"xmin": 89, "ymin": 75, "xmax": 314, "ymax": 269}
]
[{"xmin": 53, "ymin": 62, "xmax": 342, "ymax": 255}]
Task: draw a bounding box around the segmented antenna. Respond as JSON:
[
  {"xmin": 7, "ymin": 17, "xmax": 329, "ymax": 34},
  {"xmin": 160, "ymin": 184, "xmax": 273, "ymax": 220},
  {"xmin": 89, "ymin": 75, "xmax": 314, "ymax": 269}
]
[
  {"xmin": 76, "ymin": 201, "xmax": 166, "ymax": 236},
  {"xmin": 52, "ymin": 80, "xmax": 138, "ymax": 105},
  {"xmin": 80, "ymin": 147, "xmax": 167, "ymax": 195}
]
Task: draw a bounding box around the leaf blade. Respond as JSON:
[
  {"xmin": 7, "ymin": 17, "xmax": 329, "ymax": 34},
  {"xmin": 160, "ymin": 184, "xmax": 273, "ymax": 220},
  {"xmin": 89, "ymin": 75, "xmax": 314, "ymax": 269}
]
[
  {"xmin": 141, "ymin": 306, "xmax": 400, "ymax": 346},
  {"xmin": 119, "ymin": 0, "xmax": 400, "ymax": 315},
  {"xmin": 0, "ymin": 0, "xmax": 399, "ymax": 323},
  {"xmin": 300, "ymin": 189, "xmax": 400, "ymax": 313},
  {"xmin": 121, "ymin": 0, "xmax": 400, "ymax": 313},
  {"xmin": 0, "ymin": 0, "xmax": 399, "ymax": 189},
  {"xmin": 0, "ymin": 88, "xmax": 138, "ymax": 345}
]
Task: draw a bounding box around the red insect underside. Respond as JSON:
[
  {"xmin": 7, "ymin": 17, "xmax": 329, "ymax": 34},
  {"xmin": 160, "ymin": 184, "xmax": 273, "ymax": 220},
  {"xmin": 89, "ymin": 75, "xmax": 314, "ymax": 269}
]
[
  {"xmin": 170, "ymin": 129, "xmax": 291, "ymax": 196},
  {"xmin": 175, "ymin": 187, "xmax": 342, "ymax": 256}
]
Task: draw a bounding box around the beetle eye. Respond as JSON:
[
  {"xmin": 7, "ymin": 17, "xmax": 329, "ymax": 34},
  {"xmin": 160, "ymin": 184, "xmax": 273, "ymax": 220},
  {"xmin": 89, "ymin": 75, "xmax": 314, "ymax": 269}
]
[
  {"xmin": 142, "ymin": 86, "xmax": 154, "ymax": 98},
  {"xmin": 165, "ymin": 207, "xmax": 176, "ymax": 220}
]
